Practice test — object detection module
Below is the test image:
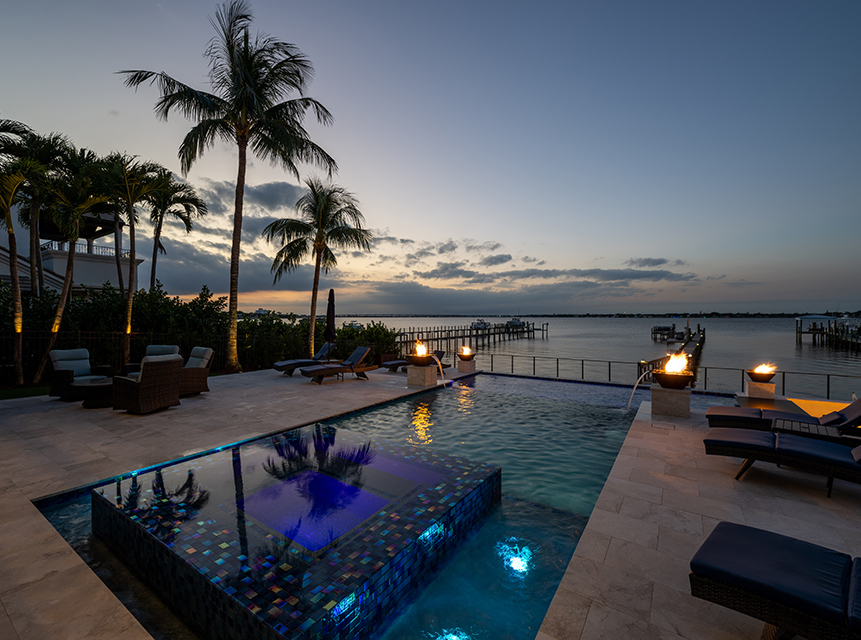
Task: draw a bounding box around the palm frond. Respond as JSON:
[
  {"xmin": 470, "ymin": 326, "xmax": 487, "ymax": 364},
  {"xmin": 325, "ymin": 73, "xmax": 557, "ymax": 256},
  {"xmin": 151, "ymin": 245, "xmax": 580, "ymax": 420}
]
[{"xmin": 178, "ymin": 119, "xmax": 233, "ymax": 175}]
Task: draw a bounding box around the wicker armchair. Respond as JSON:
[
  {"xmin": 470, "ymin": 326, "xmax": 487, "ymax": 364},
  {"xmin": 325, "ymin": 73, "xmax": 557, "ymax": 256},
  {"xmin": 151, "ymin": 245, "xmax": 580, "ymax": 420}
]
[
  {"xmin": 123, "ymin": 345, "xmax": 181, "ymax": 377},
  {"xmin": 180, "ymin": 347, "xmax": 214, "ymax": 397},
  {"xmin": 112, "ymin": 355, "xmax": 183, "ymax": 414},
  {"xmin": 48, "ymin": 349, "xmax": 112, "ymax": 400}
]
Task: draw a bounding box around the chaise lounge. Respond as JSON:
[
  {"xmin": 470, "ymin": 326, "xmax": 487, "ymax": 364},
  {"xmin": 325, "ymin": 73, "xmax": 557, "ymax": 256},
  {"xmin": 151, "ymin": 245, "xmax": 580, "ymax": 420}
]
[
  {"xmin": 299, "ymin": 347, "xmax": 375, "ymax": 385},
  {"xmin": 690, "ymin": 521, "xmax": 861, "ymax": 640},
  {"xmin": 703, "ymin": 427, "xmax": 861, "ymax": 497},
  {"xmin": 273, "ymin": 342, "xmax": 335, "ymax": 376},
  {"xmin": 705, "ymin": 397, "xmax": 861, "ymax": 435}
]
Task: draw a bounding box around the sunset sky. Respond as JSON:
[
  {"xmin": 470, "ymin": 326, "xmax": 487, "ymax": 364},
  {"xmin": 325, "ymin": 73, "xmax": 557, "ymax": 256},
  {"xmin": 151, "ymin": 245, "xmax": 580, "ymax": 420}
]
[{"xmin": 2, "ymin": 0, "xmax": 859, "ymax": 314}]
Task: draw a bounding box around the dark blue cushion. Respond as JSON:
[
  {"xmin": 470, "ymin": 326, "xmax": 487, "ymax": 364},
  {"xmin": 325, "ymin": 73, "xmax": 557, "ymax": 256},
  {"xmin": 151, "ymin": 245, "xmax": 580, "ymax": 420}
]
[
  {"xmin": 775, "ymin": 433, "xmax": 860, "ymax": 470},
  {"xmin": 849, "ymin": 559, "xmax": 861, "ymax": 632},
  {"xmin": 763, "ymin": 409, "xmax": 812, "ymax": 423},
  {"xmin": 706, "ymin": 406, "xmax": 762, "ymax": 420},
  {"xmin": 704, "ymin": 428, "xmax": 775, "ymax": 452},
  {"xmin": 691, "ymin": 522, "xmax": 852, "ymax": 624}
]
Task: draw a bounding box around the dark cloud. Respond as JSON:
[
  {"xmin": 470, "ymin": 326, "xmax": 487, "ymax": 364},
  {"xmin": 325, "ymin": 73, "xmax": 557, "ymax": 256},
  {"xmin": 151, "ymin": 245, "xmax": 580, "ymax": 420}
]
[
  {"xmin": 706, "ymin": 275, "xmax": 726, "ymax": 281},
  {"xmin": 725, "ymin": 279, "xmax": 762, "ymax": 287},
  {"xmin": 437, "ymin": 240, "xmax": 458, "ymax": 254},
  {"xmin": 522, "ymin": 256, "xmax": 538, "ymax": 263},
  {"xmin": 399, "ymin": 238, "xmax": 415, "ymax": 245},
  {"xmin": 478, "ymin": 253, "xmax": 512, "ymax": 267},
  {"xmin": 194, "ymin": 178, "xmax": 304, "ymax": 220},
  {"xmin": 412, "ymin": 261, "xmax": 475, "ymax": 279},
  {"xmin": 464, "ymin": 241, "xmax": 502, "ymax": 252},
  {"xmin": 625, "ymin": 257, "xmax": 668, "ymax": 268}
]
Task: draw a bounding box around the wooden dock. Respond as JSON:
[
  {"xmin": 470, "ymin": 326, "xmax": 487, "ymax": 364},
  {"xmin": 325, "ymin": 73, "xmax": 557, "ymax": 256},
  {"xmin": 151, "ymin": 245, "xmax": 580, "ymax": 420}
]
[
  {"xmin": 395, "ymin": 321, "xmax": 548, "ymax": 355},
  {"xmin": 796, "ymin": 316, "xmax": 860, "ymax": 351}
]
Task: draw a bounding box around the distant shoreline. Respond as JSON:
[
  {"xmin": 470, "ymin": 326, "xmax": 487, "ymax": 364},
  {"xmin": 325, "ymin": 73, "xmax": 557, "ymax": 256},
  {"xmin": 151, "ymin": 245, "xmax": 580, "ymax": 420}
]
[{"xmin": 248, "ymin": 312, "xmax": 855, "ymax": 319}]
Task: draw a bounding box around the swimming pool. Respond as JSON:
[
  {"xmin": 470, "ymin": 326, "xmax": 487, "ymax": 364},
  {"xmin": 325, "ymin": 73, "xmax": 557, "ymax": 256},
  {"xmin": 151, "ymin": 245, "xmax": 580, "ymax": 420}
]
[{"xmin": 39, "ymin": 374, "xmax": 734, "ymax": 640}]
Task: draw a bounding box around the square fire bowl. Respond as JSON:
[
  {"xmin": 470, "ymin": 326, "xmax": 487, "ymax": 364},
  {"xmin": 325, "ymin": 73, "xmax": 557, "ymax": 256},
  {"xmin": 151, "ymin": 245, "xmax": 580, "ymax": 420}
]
[
  {"xmin": 745, "ymin": 381, "xmax": 776, "ymax": 398},
  {"xmin": 456, "ymin": 359, "xmax": 477, "ymax": 374},
  {"xmin": 407, "ymin": 364, "xmax": 437, "ymax": 387},
  {"xmin": 651, "ymin": 386, "xmax": 691, "ymax": 418}
]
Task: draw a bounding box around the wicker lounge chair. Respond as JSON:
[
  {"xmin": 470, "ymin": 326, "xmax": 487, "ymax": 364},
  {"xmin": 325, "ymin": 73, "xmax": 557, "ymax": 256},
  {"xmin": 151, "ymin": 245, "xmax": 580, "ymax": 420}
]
[
  {"xmin": 703, "ymin": 427, "xmax": 861, "ymax": 497},
  {"xmin": 48, "ymin": 348, "xmax": 112, "ymax": 400},
  {"xmin": 180, "ymin": 347, "xmax": 214, "ymax": 397},
  {"xmin": 113, "ymin": 354, "xmax": 183, "ymax": 414},
  {"xmin": 273, "ymin": 342, "xmax": 334, "ymax": 376},
  {"xmin": 123, "ymin": 345, "xmax": 181, "ymax": 378},
  {"xmin": 299, "ymin": 347, "xmax": 375, "ymax": 385},
  {"xmin": 690, "ymin": 522, "xmax": 861, "ymax": 640}
]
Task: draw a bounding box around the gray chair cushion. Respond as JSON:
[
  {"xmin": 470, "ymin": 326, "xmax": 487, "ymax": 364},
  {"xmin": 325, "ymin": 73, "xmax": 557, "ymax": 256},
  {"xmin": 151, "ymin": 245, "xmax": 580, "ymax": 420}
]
[
  {"xmin": 145, "ymin": 345, "xmax": 180, "ymax": 357},
  {"xmin": 186, "ymin": 347, "xmax": 213, "ymax": 369},
  {"xmin": 140, "ymin": 354, "xmax": 183, "ymax": 379},
  {"xmin": 49, "ymin": 349, "xmax": 92, "ymax": 377}
]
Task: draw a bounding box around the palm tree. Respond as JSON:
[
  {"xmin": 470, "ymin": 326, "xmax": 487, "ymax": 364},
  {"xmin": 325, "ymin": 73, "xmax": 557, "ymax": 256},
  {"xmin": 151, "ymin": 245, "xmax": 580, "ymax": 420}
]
[
  {"xmin": 1, "ymin": 158, "xmax": 42, "ymax": 385},
  {"xmin": 32, "ymin": 147, "xmax": 110, "ymax": 383},
  {"xmin": 262, "ymin": 178, "xmax": 372, "ymax": 356},
  {"xmin": 145, "ymin": 171, "xmax": 208, "ymax": 290},
  {"xmin": 8, "ymin": 132, "xmax": 72, "ymax": 295},
  {"xmin": 99, "ymin": 153, "xmax": 168, "ymax": 363},
  {"xmin": 120, "ymin": 0, "xmax": 337, "ymax": 373}
]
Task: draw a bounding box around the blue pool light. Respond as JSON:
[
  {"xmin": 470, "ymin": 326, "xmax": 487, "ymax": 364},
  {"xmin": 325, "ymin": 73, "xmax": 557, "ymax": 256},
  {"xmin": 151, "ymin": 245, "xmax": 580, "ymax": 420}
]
[
  {"xmin": 495, "ymin": 537, "xmax": 535, "ymax": 577},
  {"xmin": 426, "ymin": 628, "xmax": 473, "ymax": 640}
]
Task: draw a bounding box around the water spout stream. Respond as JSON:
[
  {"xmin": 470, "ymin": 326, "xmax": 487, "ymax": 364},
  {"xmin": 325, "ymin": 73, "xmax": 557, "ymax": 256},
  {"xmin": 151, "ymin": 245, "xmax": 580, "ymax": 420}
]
[{"xmin": 626, "ymin": 370, "xmax": 652, "ymax": 412}]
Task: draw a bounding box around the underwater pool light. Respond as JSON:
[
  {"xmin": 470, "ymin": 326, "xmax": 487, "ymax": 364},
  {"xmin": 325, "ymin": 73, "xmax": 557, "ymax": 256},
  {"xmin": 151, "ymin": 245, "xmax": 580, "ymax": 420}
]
[
  {"xmin": 427, "ymin": 628, "xmax": 472, "ymax": 640},
  {"xmin": 495, "ymin": 536, "xmax": 535, "ymax": 577}
]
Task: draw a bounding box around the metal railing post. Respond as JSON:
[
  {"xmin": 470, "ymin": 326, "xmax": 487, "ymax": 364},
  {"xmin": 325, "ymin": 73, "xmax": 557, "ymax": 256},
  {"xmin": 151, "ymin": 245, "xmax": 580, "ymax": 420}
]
[
  {"xmin": 827, "ymin": 375, "xmax": 831, "ymax": 399},
  {"xmin": 556, "ymin": 358, "xmax": 559, "ymax": 378},
  {"xmin": 511, "ymin": 355, "xmax": 514, "ymax": 374},
  {"xmin": 608, "ymin": 361, "xmax": 612, "ymax": 382},
  {"xmin": 782, "ymin": 372, "xmax": 786, "ymax": 396},
  {"xmin": 533, "ymin": 357, "xmax": 536, "ymax": 376}
]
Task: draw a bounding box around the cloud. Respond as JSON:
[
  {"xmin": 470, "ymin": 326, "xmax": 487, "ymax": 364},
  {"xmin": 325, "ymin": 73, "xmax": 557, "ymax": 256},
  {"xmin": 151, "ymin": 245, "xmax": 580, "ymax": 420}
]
[
  {"xmin": 412, "ymin": 261, "xmax": 475, "ymax": 279},
  {"xmin": 195, "ymin": 178, "xmax": 303, "ymax": 219},
  {"xmin": 437, "ymin": 240, "xmax": 458, "ymax": 254},
  {"xmin": 706, "ymin": 274, "xmax": 727, "ymax": 281},
  {"xmin": 464, "ymin": 240, "xmax": 502, "ymax": 252},
  {"xmin": 478, "ymin": 253, "xmax": 512, "ymax": 267},
  {"xmin": 522, "ymin": 256, "xmax": 538, "ymax": 263},
  {"xmin": 625, "ymin": 257, "xmax": 668, "ymax": 267},
  {"xmin": 724, "ymin": 279, "xmax": 762, "ymax": 287}
]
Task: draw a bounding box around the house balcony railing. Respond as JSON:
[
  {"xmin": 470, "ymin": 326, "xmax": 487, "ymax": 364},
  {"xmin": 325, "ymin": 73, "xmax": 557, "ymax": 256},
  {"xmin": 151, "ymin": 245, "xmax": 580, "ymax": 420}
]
[{"xmin": 41, "ymin": 241, "xmax": 130, "ymax": 258}]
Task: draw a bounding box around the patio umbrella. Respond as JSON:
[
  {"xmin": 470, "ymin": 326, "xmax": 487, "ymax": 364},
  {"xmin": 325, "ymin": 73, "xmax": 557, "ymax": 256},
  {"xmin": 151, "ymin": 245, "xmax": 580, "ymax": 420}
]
[{"xmin": 324, "ymin": 289, "xmax": 336, "ymax": 345}]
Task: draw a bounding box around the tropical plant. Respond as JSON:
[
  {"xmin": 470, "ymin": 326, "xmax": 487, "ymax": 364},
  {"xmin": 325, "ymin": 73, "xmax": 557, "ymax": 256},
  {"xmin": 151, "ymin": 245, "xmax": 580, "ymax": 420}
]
[
  {"xmin": 99, "ymin": 153, "xmax": 168, "ymax": 362},
  {"xmin": 32, "ymin": 147, "xmax": 110, "ymax": 382},
  {"xmin": 6, "ymin": 132, "xmax": 72, "ymax": 295},
  {"xmin": 144, "ymin": 170, "xmax": 208, "ymax": 290},
  {"xmin": 120, "ymin": 0, "xmax": 337, "ymax": 373},
  {"xmin": 262, "ymin": 178, "xmax": 372, "ymax": 356},
  {"xmin": 0, "ymin": 157, "xmax": 42, "ymax": 385}
]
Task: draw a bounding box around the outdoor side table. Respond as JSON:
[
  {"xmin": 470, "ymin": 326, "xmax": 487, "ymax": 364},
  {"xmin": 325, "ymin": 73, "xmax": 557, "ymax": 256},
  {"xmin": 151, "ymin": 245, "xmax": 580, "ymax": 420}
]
[
  {"xmin": 771, "ymin": 418, "xmax": 842, "ymax": 443},
  {"xmin": 71, "ymin": 378, "xmax": 114, "ymax": 409}
]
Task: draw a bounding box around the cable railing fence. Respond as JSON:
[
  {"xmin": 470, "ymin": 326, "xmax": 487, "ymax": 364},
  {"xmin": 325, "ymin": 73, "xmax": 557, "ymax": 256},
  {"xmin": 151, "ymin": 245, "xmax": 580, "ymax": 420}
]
[{"xmin": 474, "ymin": 353, "xmax": 860, "ymax": 401}]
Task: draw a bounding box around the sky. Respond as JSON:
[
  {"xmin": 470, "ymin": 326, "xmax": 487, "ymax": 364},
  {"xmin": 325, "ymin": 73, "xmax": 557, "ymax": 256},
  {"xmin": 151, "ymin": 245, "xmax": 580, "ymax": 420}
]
[{"xmin": 2, "ymin": 0, "xmax": 860, "ymax": 315}]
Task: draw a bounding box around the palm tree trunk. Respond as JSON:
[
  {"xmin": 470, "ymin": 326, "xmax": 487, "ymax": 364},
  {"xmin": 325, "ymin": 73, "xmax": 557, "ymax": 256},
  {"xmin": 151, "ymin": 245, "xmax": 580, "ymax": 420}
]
[
  {"xmin": 8, "ymin": 227, "xmax": 24, "ymax": 385},
  {"xmin": 225, "ymin": 137, "xmax": 247, "ymax": 374},
  {"xmin": 36, "ymin": 235, "xmax": 44, "ymax": 291},
  {"xmin": 308, "ymin": 250, "xmax": 322, "ymax": 357},
  {"xmin": 114, "ymin": 215, "xmax": 125, "ymax": 296},
  {"xmin": 150, "ymin": 216, "xmax": 163, "ymax": 290},
  {"xmin": 33, "ymin": 240, "xmax": 76, "ymax": 383},
  {"xmin": 28, "ymin": 200, "xmax": 39, "ymax": 297},
  {"xmin": 123, "ymin": 209, "xmax": 136, "ymax": 363}
]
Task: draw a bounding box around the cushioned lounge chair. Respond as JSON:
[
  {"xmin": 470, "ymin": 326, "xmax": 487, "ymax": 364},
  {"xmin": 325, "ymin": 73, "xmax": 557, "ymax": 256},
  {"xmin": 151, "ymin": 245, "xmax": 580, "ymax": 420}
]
[
  {"xmin": 703, "ymin": 427, "xmax": 861, "ymax": 497},
  {"xmin": 113, "ymin": 354, "xmax": 183, "ymax": 414},
  {"xmin": 180, "ymin": 347, "xmax": 214, "ymax": 397},
  {"xmin": 690, "ymin": 522, "xmax": 861, "ymax": 640},
  {"xmin": 299, "ymin": 347, "xmax": 375, "ymax": 385},
  {"xmin": 381, "ymin": 350, "xmax": 449, "ymax": 373},
  {"xmin": 706, "ymin": 398, "xmax": 861, "ymax": 441},
  {"xmin": 273, "ymin": 342, "xmax": 334, "ymax": 376},
  {"xmin": 124, "ymin": 345, "xmax": 181, "ymax": 378},
  {"xmin": 48, "ymin": 348, "xmax": 112, "ymax": 400}
]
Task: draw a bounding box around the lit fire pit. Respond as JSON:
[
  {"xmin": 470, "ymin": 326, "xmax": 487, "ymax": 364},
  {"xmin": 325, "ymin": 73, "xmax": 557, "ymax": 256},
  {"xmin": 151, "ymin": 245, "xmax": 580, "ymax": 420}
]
[
  {"xmin": 408, "ymin": 340, "xmax": 434, "ymax": 367},
  {"xmin": 652, "ymin": 353, "xmax": 694, "ymax": 389},
  {"xmin": 457, "ymin": 346, "xmax": 476, "ymax": 361},
  {"xmin": 746, "ymin": 363, "xmax": 776, "ymax": 383}
]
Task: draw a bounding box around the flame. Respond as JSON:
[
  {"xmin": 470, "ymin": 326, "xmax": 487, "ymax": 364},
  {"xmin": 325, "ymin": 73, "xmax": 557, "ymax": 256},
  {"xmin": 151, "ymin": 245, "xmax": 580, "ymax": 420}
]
[
  {"xmin": 461, "ymin": 345, "xmax": 472, "ymax": 355},
  {"xmin": 415, "ymin": 340, "xmax": 427, "ymax": 356},
  {"xmin": 664, "ymin": 353, "xmax": 689, "ymax": 373},
  {"xmin": 753, "ymin": 363, "xmax": 776, "ymax": 374}
]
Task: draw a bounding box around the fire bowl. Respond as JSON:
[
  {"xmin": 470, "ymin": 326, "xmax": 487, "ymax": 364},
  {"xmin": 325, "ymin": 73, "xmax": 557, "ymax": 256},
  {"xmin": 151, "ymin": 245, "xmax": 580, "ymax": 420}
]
[
  {"xmin": 408, "ymin": 354, "xmax": 434, "ymax": 367},
  {"xmin": 652, "ymin": 370, "xmax": 694, "ymax": 390},
  {"xmin": 746, "ymin": 369, "xmax": 776, "ymax": 383},
  {"xmin": 457, "ymin": 352, "xmax": 476, "ymax": 361}
]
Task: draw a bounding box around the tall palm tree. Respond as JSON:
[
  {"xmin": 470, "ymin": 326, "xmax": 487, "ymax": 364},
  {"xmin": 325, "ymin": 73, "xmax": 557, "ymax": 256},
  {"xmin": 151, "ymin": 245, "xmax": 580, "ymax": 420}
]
[
  {"xmin": 262, "ymin": 178, "xmax": 372, "ymax": 356},
  {"xmin": 144, "ymin": 171, "xmax": 208, "ymax": 290},
  {"xmin": 32, "ymin": 147, "xmax": 109, "ymax": 383},
  {"xmin": 99, "ymin": 153, "xmax": 168, "ymax": 363},
  {"xmin": 8, "ymin": 132, "xmax": 72, "ymax": 295},
  {"xmin": 1, "ymin": 158, "xmax": 42, "ymax": 385},
  {"xmin": 120, "ymin": 0, "xmax": 337, "ymax": 373}
]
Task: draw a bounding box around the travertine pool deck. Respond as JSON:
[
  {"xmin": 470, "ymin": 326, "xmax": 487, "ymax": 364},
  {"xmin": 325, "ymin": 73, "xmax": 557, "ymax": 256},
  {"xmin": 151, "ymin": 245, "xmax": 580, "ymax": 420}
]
[
  {"xmin": 2, "ymin": 373, "xmax": 858, "ymax": 639},
  {"xmin": 538, "ymin": 401, "xmax": 861, "ymax": 640}
]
